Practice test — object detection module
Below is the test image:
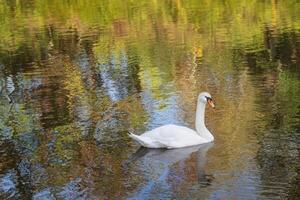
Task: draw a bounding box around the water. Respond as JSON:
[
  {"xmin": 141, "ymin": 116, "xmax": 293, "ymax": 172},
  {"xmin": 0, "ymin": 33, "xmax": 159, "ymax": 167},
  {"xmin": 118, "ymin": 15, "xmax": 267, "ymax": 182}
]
[{"xmin": 0, "ymin": 0, "xmax": 300, "ymax": 199}]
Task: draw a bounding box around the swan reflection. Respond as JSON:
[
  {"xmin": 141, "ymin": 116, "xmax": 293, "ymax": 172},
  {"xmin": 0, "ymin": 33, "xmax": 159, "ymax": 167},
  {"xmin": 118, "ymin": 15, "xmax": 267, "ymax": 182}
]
[{"xmin": 127, "ymin": 143, "xmax": 214, "ymax": 199}]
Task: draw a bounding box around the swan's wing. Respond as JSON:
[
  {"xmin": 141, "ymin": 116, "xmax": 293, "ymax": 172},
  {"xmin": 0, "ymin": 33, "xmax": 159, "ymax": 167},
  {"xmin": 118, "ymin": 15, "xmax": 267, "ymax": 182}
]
[
  {"xmin": 141, "ymin": 124, "xmax": 207, "ymax": 148},
  {"xmin": 142, "ymin": 124, "xmax": 195, "ymax": 137}
]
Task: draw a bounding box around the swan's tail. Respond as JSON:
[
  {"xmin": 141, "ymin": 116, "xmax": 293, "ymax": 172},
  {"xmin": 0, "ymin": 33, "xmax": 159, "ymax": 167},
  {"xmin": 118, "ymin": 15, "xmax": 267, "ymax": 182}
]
[
  {"xmin": 128, "ymin": 132, "xmax": 148, "ymax": 147},
  {"xmin": 128, "ymin": 131, "xmax": 168, "ymax": 148}
]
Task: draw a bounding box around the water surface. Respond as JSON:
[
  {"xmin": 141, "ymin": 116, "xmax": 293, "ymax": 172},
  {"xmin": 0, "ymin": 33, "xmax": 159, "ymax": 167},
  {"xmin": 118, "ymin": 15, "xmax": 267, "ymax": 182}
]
[{"xmin": 0, "ymin": 0, "xmax": 300, "ymax": 199}]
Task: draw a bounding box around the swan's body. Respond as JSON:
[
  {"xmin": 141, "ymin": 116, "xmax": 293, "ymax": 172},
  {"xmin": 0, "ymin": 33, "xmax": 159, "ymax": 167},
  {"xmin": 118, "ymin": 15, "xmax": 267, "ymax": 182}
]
[
  {"xmin": 129, "ymin": 92, "xmax": 215, "ymax": 149},
  {"xmin": 129, "ymin": 125, "xmax": 210, "ymax": 148}
]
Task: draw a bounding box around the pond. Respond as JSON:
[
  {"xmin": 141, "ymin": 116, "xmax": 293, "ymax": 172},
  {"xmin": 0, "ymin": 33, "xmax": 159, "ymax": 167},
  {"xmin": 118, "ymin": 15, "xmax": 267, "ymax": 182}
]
[{"xmin": 0, "ymin": 0, "xmax": 300, "ymax": 199}]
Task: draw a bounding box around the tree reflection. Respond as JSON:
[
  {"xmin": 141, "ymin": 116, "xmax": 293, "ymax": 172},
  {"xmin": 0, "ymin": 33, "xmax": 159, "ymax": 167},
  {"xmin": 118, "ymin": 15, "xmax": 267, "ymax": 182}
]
[{"xmin": 0, "ymin": 0, "xmax": 300, "ymax": 199}]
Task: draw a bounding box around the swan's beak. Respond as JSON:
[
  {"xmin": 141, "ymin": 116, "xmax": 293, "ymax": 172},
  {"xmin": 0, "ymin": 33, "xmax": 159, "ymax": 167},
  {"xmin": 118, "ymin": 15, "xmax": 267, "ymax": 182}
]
[{"xmin": 208, "ymin": 99, "xmax": 215, "ymax": 108}]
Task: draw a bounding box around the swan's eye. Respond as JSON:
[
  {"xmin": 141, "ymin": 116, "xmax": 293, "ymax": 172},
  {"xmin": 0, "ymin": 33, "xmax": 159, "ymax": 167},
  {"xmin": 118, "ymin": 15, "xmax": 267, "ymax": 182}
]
[{"xmin": 205, "ymin": 96, "xmax": 212, "ymax": 102}]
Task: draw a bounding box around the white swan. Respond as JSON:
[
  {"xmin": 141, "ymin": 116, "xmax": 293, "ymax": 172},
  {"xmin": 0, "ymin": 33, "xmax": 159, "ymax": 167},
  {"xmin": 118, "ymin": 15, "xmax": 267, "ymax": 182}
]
[{"xmin": 129, "ymin": 92, "xmax": 215, "ymax": 148}]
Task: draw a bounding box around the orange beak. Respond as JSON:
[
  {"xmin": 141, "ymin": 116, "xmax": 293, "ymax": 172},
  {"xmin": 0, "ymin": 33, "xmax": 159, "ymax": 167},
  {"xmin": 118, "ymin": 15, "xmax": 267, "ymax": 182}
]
[{"xmin": 207, "ymin": 99, "xmax": 215, "ymax": 108}]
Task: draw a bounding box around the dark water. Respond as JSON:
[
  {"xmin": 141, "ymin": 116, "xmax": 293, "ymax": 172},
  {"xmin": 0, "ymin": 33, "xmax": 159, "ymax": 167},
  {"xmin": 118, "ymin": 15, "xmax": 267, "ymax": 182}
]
[{"xmin": 0, "ymin": 0, "xmax": 300, "ymax": 199}]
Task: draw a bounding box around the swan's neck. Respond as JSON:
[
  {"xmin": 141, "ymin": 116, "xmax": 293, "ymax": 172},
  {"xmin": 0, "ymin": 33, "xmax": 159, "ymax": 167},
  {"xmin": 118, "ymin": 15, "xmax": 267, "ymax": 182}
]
[{"xmin": 195, "ymin": 102, "xmax": 214, "ymax": 141}]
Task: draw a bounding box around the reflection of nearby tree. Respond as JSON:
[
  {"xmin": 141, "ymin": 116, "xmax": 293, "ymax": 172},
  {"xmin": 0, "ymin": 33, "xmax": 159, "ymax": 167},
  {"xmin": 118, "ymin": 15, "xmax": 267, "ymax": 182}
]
[
  {"xmin": 242, "ymin": 30, "xmax": 300, "ymax": 198},
  {"xmin": 0, "ymin": 79, "xmax": 42, "ymax": 199},
  {"xmin": 286, "ymin": 107, "xmax": 300, "ymax": 199},
  {"xmin": 0, "ymin": 0, "xmax": 300, "ymax": 199},
  {"xmin": 254, "ymin": 71, "xmax": 300, "ymax": 199}
]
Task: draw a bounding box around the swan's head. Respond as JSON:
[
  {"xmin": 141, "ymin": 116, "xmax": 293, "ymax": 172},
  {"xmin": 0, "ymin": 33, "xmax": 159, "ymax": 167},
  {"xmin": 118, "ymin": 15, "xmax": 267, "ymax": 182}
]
[{"xmin": 198, "ymin": 92, "xmax": 215, "ymax": 108}]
